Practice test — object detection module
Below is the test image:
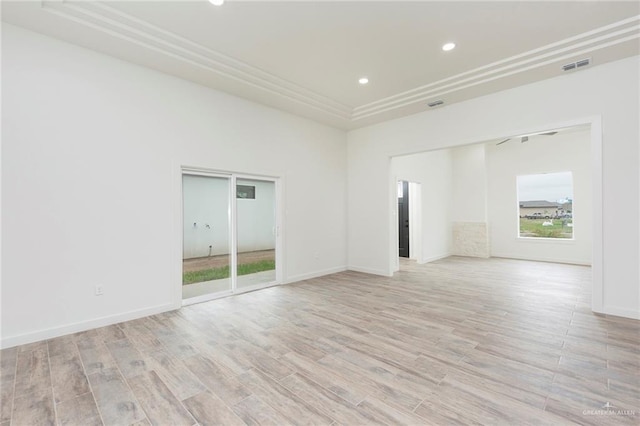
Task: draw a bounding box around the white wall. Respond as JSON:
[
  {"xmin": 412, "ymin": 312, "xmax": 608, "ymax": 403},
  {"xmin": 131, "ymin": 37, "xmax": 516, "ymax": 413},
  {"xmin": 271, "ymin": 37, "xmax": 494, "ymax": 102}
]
[
  {"xmin": 451, "ymin": 144, "xmax": 489, "ymax": 257},
  {"xmin": 390, "ymin": 151, "xmax": 453, "ymax": 265},
  {"xmin": 348, "ymin": 55, "xmax": 639, "ymax": 319},
  {"xmin": 486, "ymin": 129, "xmax": 592, "ymax": 265},
  {"xmin": 451, "ymin": 144, "xmax": 488, "ymax": 223},
  {"xmin": 1, "ymin": 25, "xmax": 348, "ymax": 347},
  {"xmin": 182, "ymin": 176, "xmax": 275, "ymax": 259}
]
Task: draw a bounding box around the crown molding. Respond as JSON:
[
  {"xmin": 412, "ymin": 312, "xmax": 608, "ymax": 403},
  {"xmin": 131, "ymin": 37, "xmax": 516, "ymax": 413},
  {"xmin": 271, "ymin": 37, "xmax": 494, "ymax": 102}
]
[
  {"xmin": 351, "ymin": 15, "xmax": 640, "ymax": 121},
  {"xmin": 41, "ymin": 0, "xmax": 354, "ymax": 121},
  {"xmin": 39, "ymin": 2, "xmax": 639, "ymax": 125}
]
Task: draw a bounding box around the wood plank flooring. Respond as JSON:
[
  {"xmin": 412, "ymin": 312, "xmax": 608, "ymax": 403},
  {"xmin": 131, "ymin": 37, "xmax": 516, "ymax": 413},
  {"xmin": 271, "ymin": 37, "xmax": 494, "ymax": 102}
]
[{"xmin": 1, "ymin": 256, "xmax": 638, "ymax": 425}]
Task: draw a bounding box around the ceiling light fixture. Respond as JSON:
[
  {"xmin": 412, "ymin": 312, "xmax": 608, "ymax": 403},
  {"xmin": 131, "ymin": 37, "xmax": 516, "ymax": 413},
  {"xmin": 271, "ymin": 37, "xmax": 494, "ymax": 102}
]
[
  {"xmin": 442, "ymin": 42, "xmax": 456, "ymax": 52},
  {"xmin": 209, "ymin": 0, "xmax": 224, "ymax": 6},
  {"xmin": 358, "ymin": 77, "xmax": 369, "ymax": 85}
]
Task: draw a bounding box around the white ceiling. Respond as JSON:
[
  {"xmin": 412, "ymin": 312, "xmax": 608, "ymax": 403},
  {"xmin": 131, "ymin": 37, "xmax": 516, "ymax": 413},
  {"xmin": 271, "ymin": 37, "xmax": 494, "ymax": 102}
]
[{"xmin": 3, "ymin": 1, "xmax": 639, "ymax": 129}]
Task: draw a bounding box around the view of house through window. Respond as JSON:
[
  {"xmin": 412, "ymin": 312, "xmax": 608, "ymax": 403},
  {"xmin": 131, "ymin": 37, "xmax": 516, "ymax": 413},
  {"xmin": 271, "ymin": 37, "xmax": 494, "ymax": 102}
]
[{"xmin": 517, "ymin": 172, "xmax": 573, "ymax": 239}]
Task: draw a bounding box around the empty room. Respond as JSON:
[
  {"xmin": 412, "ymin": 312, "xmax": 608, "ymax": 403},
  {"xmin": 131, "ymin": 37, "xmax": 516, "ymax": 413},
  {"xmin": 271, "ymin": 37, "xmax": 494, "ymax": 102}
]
[{"xmin": 1, "ymin": 1, "xmax": 639, "ymax": 425}]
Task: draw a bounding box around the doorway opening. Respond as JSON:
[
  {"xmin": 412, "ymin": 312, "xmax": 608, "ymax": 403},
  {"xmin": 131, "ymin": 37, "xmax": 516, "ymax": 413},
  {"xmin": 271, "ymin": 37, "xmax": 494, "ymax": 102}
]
[
  {"xmin": 396, "ymin": 180, "xmax": 422, "ymax": 269},
  {"xmin": 181, "ymin": 169, "xmax": 281, "ymax": 305},
  {"xmin": 387, "ymin": 119, "xmax": 602, "ymax": 312},
  {"xmin": 398, "ymin": 181, "xmax": 410, "ymax": 258}
]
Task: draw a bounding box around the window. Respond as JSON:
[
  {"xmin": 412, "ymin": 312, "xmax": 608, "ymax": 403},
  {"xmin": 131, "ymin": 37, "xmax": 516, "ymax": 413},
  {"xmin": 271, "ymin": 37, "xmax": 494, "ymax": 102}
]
[
  {"xmin": 236, "ymin": 185, "xmax": 255, "ymax": 199},
  {"xmin": 517, "ymin": 172, "xmax": 573, "ymax": 239}
]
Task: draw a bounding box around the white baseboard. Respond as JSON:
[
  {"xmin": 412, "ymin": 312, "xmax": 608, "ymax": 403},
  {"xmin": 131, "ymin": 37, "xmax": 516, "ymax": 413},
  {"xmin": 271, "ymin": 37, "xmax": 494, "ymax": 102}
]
[
  {"xmin": 419, "ymin": 253, "xmax": 452, "ymax": 264},
  {"xmin": 452, "ymin": 252, "xmax": 490, "ymax": 259},
  {"xmin": 283, "ymin": 266, "xmax": 347, "ymax": 284},
  {"xmin": 1, "ymin": 303, "xmax": 176, "ymax": 349},
  {"xmin": 490, "ymin": 253, "xmax": 591, "ymax": 266},
  {"xmin": 603, "ymin": 305, "xmax": 640, "ymax": 320},
  {"xmin": 347, "ymin": 265, "xmax": 393, "ymax": 277},
  {"xmin": 2, "ymin": 265, "xmax": 351, "ymax": 349}
]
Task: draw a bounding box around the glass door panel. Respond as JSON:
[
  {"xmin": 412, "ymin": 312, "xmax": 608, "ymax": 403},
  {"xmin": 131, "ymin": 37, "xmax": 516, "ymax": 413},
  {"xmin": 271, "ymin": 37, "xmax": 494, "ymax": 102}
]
[
  {"xmin": 182, "ymin": 174, "xmax": 231, "ymax": 300},
  {"xmin": 236, "ymin": 178, "xmax": 276, "ymax": 290}
]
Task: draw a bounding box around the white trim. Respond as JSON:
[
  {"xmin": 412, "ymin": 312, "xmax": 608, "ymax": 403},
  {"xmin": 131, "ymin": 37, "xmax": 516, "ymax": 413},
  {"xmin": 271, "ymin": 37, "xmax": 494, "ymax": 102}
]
[
  {"xmin": 0, "ymin": 303, "xmax": 175, "ymax": 349},
  {"xmin": 347, "ymin": 266, "xmax": 393, "ymax": 277},
  {"xmin": 419, "ymin": 253, "xmax": 452, "ymax": 264},
  {"xmin": 353, "ymin": 19, "xmax": 640, "ymax": 120},
  {"xmin": 37, "ymin": 1, "xmax": 639, "ymax": 124},
  {"xmin": 491, "ymin": 254, "xmax": 591, "ymax": 266},
  {"xmin": 391, "ymin": 174, "xmax": 400, "ymax": 273},
  {"xmin": 181, "ymin": 166, "xmax": 279, "ymax": 181},
  {"xmin": 408, "ymin": 182, "xmax": 422, "ymax": 262},
  {"xmin": 515, "ymin": 237, "xmax": 577, "ymax": 244},
  {"xmin": 182, "ymin": 290, "xmax": 234, "ymax": 307},
  {"xmin": 283, "ymin": 266, "xmax": 348, "ymax": 284},
  {"xmin": 603, "ymin": 306, "xmax": 640, "ymax": 320},
  {"xmin": 230, "ymin": 175, "xmax": 238, "ymax": 293},
  {"xmin": 181, "ymin": 168, "xmax": 231, "ymax": 178},
  {"xmin": 590, "ymin": 118, "xmax": 604, "ymax": 313},
  {"xmin": 235, "ymin": 281, "xmax": 279, "ymax": 294},
  {"xmin": 275, "ymin": 178, "xmax": 284, "ymax": 284},
  {"xmin": 40, "ymin": 1, "xmax": 352, "ymax": 120},
  {"xmin": 172, "ymin": 162, "xmax": 184, "ymax": 310}
]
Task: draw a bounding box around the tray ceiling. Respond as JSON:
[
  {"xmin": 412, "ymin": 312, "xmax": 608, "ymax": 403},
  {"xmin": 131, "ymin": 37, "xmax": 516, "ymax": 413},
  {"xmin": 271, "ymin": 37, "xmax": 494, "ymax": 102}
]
[{"xmin": 3, "ymin": 1, "xmax": 639, "ymax": 129}]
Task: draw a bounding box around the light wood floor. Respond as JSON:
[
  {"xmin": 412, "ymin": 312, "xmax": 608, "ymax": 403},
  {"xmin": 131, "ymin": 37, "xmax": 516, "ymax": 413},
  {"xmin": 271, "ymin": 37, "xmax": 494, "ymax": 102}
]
[{"xmin": 1, "ymin": 257, "xmax": 638, "ymax": 425}]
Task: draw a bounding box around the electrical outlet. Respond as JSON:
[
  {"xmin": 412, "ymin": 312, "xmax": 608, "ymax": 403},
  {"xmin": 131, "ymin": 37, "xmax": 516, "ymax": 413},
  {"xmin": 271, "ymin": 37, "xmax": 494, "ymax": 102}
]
[{"xmin": 95, "ymin": 285, "xmax": 104, "ymax": 296}]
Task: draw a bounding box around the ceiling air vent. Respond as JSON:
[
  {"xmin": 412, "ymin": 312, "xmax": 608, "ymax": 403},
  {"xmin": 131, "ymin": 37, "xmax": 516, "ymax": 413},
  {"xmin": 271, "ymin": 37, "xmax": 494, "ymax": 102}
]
[
  {"xmin": 428, "ymin": 100, "xmax": 444, "ymax": 107},
  {"xmin": 562, "ymin": 58, "xmax": 591, "ymax": 72},
  {"xmin": 576, "ymin": 58, "xmax": 590, "ymax": 68}
]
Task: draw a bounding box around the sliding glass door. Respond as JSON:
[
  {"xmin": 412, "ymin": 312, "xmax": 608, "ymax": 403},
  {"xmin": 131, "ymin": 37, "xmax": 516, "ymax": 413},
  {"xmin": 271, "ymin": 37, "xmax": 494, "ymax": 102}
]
[
  {"xmin": 236, "ymin": 178, "xmax": 277, "ymax": 290},
  {"xmin": 182, "ymin": 174, "xmax": 232, "ymax": 301},
  {"xmin": 182, "ymin": 171, "xmax": 279, "ymax": 304}
]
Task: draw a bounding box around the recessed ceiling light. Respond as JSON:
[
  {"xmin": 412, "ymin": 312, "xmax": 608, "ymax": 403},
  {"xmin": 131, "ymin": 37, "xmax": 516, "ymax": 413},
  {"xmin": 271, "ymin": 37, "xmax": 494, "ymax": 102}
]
[
  {"xmin": 209, "ymin": 0, "xmax": 224, "ymax": 6},
  {"xmin": 358, "ymin": 77, "xmax": 369, "ymax": 85},
  {"xmin": 442, "ymin": 42, "xmax": 456, "ymax": 52}
]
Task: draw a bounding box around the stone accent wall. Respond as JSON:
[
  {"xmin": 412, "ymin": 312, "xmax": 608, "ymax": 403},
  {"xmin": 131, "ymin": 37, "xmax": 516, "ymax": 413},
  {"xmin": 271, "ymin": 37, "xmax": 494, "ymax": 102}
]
[{"xmin": 453, "ymin": 222, "xmax": 490, "ymax": 258}]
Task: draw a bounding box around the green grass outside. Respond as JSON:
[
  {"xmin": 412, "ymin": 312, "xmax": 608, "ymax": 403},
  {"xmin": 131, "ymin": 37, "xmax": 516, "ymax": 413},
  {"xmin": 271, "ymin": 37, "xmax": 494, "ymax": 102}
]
[
  {"xmin": 519, "ymin": 218, "xmax": 573, "ymax": 239},
  {"xmin": 183, "ymin": 259, "xmax": 275, "ymax": 285}
]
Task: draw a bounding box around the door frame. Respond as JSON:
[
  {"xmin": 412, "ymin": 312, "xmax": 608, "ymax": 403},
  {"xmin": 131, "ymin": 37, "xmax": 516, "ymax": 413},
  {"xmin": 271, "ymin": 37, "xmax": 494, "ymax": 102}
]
[
  {"xmin": 398, "ymin": 180, "xmax": 410, "ymax": 258},
  {"xmin": 178, "ymin": 166, "xmax": 283, "ymax": 307},
  {"xmin": 394, "ymin": 179, "xmax": 422, "ymax": 272},
  {"xmin": 408, "ymin": 182, "xmax": 422, "ymax": 262}
]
